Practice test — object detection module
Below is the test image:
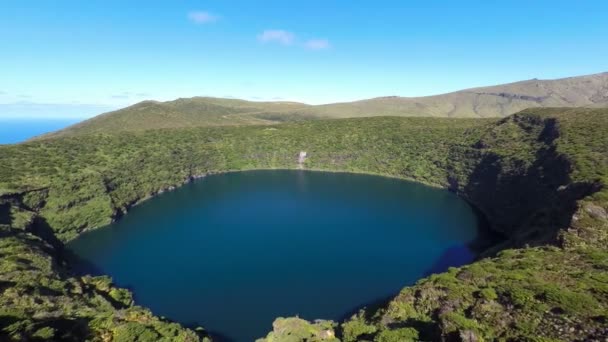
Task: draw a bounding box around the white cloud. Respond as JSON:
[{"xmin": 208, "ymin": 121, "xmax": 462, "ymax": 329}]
[
  {"xmin": 110, "ymin": 92, "xmax": 150, "ymax": 99},
  {"xmin": 257, "ymin": 30, "xmax": 295, "ymax": 45},
  {"xmin": 188, "ymin": 11, "xmax": 219, "ymax": 24},
  {"xmin": 304, "ymin": 39, "xmax": 330, "ymax": 50}
]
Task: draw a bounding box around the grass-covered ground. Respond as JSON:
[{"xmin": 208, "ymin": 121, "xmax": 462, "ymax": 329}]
[
  {"xmin": 39, "ymin": 72, "xmax": 608, "ymax": 140},
  {"xmin": 1, "ymin": 107, "xmax": 607, "ymax": 341}
]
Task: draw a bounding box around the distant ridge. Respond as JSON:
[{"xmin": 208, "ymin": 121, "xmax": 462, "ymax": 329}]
[
  {"xmin": 39, "ymin": 72, "xmax": 608, "ymax": 139},
  {"xmin": 291, "ymin": 71, "xmax": 608, "ymax": 118},
  {"xmin": 38, "ymin": 97, "xmax": 312, "ymax": 139}
]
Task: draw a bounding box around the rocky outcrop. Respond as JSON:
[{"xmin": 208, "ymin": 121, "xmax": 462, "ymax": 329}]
[{"xmin": 256, "ymin": 317, "xmax": 338, "ymax": 342}]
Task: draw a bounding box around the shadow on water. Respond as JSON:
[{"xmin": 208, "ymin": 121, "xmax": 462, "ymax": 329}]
[
  {"xmin": 66, "ymin": 244, "xmax": 475, "ymax": 342},
  {"xmin": 64, "ymin": 207, "xmax": 505, "ymax": 342},
  {"xmin": 336, "ymin": 245, "xmax": 479, "ymax": 323},
  {"xmin": 336, "ymin": 207, "xmax": 505, "ymax": 325},
  {"xmin": 468, "ymin": 205, "xmax": 505, "ymax": 254},
  {"xmin": 63, "ymin": 248, "xmax": 106, "ymax": 277},
  {"xmin": 184, "ymin": 325, "xmax": 237, "ymax": 342},
  {"xmin": 65, "ymin": 252, "xmax": 231, "ymax": 341}
]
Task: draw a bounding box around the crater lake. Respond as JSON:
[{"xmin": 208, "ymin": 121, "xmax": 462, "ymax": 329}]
[{"xmin": 68, "ymin": 170, "xmax": 481, "ymax": 341}]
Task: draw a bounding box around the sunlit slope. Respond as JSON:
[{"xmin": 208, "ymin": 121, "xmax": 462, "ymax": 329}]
[
  {"xmin": 39, "ymin": 97, "xmax": 311, "ymax": 139},
  {"xmin": 37, "ymin": 72, "xmax": 608, "ymax": 140},
  {"xmin": 292, "ymin": 71, "xmax": 608, "ymax": 118}
]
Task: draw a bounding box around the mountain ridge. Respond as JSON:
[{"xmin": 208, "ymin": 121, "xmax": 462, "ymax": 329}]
[
  {"xmin": 36, "ymin": 71, "xmax": 608, "ymax": 139},
  {"xmin": 294, "ymin": 71, "xmax": 608, "ymax": 118}
]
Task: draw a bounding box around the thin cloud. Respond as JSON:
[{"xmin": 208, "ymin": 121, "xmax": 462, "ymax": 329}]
[
  {"xmin": 111, "ymin": 92, "xmax": 150, "ymax": 99},
  {"xmin": 257, "ymin": 30, "xmax": 295, "ymax": 45},
  {"xmin": 0, "ymin": 91, "xmax": 7, "ymax": 95},
  {"xmin": 188, "ymin": 11, "xmax": 219, "ymax": 24},
  {"xmin": 304, "ymin": 39, "xmax": 330, "ymax": 50}
]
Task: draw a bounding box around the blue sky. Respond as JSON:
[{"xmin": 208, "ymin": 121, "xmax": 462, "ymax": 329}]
[{"xmin": 1, "ymin": 0, "xmax": 607, "ymax": 118}]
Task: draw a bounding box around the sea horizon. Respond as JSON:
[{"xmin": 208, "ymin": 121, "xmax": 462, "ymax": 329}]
[{"xmin": 0, "ymin": 118, "xmax": 80, "ymax": 144}]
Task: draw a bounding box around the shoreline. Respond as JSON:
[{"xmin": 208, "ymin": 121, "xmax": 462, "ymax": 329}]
[
  {"xmin": 64, "ymin": 168, "xmax": 492, "ymax": 341},
  {"xmin": 68, "ymin": 166, "xmax": 492, "ymax": 244}
]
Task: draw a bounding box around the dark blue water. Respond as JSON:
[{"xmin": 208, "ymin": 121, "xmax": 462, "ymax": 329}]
[
  {"xmin": 0, "ymin": 119, "xmax": 78, "ymax": 144},
  {"xmin": 68, "ymin": 170, "xmax": 479, "ymax": 341}
]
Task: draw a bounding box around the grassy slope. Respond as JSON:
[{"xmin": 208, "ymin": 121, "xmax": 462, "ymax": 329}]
[
  {"xmin": 38, "ymin": 97, "xmax": 312, "ymax": 139},
  {"xmin": 37, "ymin": 72, "xmax": 608, "ymax": 140},
  {"xmin": 1, "ymin": 108, "xmax": 607, "ymax": 341},
  {"xmin": 291, "ymin": 72, "xmax": 608, "ymax": 119}
]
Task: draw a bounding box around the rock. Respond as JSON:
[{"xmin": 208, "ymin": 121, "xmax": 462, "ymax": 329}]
[
  {"xmin": 298, "ymin": 151, "xmax": 307, "ymax": 168},
  {"xmin": 318, "ymin": 329, "xmax": 335, "ymax": 339},
  {"xmin": 258, "ymin": 317, "xmax": 337, "ymax": 342},
  {"xmin": 459, "ymin": 329, "xmax": 481, "ymax": 342},
  {"xmin": 585, "ymin": 204, "xmax": 607, "ymax": 220}
]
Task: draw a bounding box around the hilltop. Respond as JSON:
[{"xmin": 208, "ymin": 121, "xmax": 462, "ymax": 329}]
[
  {"xmin": 38, "ymin": 97, "xmax": 312, "ymax": 139},
  {"xmin": 292, "ymin": 71, "xmax": 608, "ymax": 118},
  {"xmin": 37, "ymin": 72, "xmax": 608, "ymax": 139},
  {"xmin": 1, "ymin": 108, "xmax": 607, "ymax": 341}
]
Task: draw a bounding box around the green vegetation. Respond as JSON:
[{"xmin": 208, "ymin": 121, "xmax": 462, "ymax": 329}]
[
  {"xmin": 3, "ymin": 116, "xmax": 493, "ymax": 240},
  {"xmin": 0, "ymin": 210, "xmax": 208, "ymax": 341},
  {"xmin": 1, "ymin": 107, "xmax": 607, "ymax": 341},
  {"xmin": 38, "ymin": 97, "xmax": 313, "ymax": 139},
  {"xmin": 37, "ymin": 72, "xmax": 608, "ymax": 140},
  {"xmin": 255, "ymin": 317, "xmax": 338, "ymax": 342}
]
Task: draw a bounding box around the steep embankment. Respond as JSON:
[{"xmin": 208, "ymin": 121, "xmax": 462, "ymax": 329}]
[
  {"xmin": 1, "ymin": 108, "xmax": 607, "ymax": 341},
  {"xmin": 37, "ymin": 72, "xmax": 608, "ymax": 140}
]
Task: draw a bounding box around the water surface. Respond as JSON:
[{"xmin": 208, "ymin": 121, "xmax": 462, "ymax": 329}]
[
  {"xmin": 0, "ymin": 119, "xmax": 78, "ymax": 144},
  {"xmin": 68, "ymin": 170, "xmax": 479, "ymax": 341}
]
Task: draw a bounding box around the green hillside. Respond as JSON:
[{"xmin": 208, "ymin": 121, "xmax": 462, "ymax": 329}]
[
  {"xmin": 38, "ymin": 97, "xmax": 312, "ymax": 139},
  {"xmin": 1, "ymin": 108, "xmax": 607, "ymax": 341},
  {"xmin": 35, "ymin": 72, "xmax": 608, "ymax": 140}
]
